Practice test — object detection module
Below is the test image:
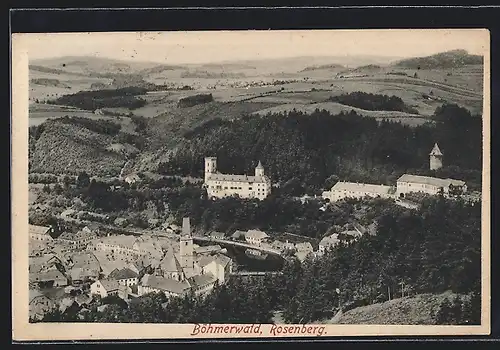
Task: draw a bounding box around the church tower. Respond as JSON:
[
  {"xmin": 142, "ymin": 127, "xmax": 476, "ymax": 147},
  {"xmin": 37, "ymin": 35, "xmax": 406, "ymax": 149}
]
[
  {"xmin": 204, "ymin": 157, "xmax": 217, "ymax": 182},
  {"xmin": 255, "ymin": 160, "xmax": 265, "ymax": 177},
  {"xmin": 179, "ymin": 217, "xmax": 194, "ymax": 276},
  {"xmin": 429, "ymin": 143, "xmax": 443, "ymax": 171}
]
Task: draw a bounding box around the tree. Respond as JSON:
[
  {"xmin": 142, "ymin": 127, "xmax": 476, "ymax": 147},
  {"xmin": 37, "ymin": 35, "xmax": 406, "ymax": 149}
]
[{"xmin": 76, "ymin": 171, "xmax": 91, "ymax": 189}]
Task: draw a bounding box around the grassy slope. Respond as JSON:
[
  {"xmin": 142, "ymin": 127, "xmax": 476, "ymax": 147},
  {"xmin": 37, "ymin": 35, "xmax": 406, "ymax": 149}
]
[{"xmin": 325, "ymin": 291, "xmax": 463, "ymax": 325}]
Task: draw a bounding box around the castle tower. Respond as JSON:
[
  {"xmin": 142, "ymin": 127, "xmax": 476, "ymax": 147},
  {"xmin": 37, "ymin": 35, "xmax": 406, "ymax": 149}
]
[
  {"xmin": 179, "ymin": 217, "xmax": 194, "ymax": 276},
  {"xmin": 255, "ymin": 160, "xmax": 265, "ymax": 177},
  {"xmin": 429, "ymin": 143, "xmax": 443, "ymax": 171},
  {"xmin": 204, "ymin": 157, "xmax": 217, "ymax": 182}
]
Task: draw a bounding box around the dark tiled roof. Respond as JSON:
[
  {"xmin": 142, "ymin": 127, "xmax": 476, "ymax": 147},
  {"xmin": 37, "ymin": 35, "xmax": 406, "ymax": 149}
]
[
  {"xmin": 159, "ymin": 247, "xmax": 183, "ymax": 273},
  {"xmin": 397, "ymin": 174, "xmax": 465, "ymax": 187},
  {"xmin": 109, "ymin": 267, "xmax": 139, "ymax": 280},
  {"xmin": 188, "ymin": 272, "xmax": 217, "ymax": 288},
  {"xmin": 98, "ymin": 279, "xmax": 120, "ymax": 292},
  {"xmin": 141, "ymin": 275, "xmax": 191, "ymax": 295}
]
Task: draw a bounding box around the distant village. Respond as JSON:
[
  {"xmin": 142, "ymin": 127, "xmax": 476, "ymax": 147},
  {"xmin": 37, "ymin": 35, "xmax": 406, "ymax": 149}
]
[{"xmin": 29, "ymin": 142, "xmax": 479, "ymax": 321}]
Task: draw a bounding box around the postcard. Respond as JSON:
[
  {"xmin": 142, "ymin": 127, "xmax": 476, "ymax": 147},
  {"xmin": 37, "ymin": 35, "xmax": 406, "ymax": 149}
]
[{"xmin": 11, "ymin": 29, "xmax": 491, "ymax": 341}]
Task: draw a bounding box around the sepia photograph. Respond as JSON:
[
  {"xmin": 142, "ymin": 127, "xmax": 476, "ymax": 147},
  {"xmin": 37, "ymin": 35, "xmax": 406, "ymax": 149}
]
[{"xmin": 11, "ymin": 28, "xmax": 490, "ymax": 340}]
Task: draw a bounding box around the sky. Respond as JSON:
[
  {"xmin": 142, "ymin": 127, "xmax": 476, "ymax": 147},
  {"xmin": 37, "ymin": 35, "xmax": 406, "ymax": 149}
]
[{"xmin": 19, "ymin": 29, "xmax": 489, "ymax": 64}]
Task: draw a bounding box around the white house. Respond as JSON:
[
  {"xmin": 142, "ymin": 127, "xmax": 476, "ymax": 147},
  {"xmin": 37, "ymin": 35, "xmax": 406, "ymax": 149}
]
[
  {"xmin": 210, "ymin": 231, "xmax": 226, "ymax": 240},
  {"xmin": 90, "ymin": 279, "xmax": 121, "ymax": 298},
  {"xmin": 29, "ymin": 224, "xmax": 53, "ymax": 242},
  {"xmin": 322, "ymin": 181, "xmax": 395, "ymax": 202},
  {"xmin": 57, "ymin": 228, "xmax": 96, "ymax": 250},
  {"xmin": 244, "ymin": 229, "xmax": 269, "ymax": 246},
  {"xmin": 138, "ymin": 274, "xmax": 192, "ymax": 298},
  {"xmin": 88, "ymin": 235, "xmax": 140, "ymax": 258},
  {"xmin": 318, "ymin": 234, "xmax": 340, "ymax": 255},
  {"xmin": 396, "ymin": 174, "xmax": 467, "ymax": 198},
  {"xmin": 108, "ymin": 267, "xmax": 139, "ymax": 287},
  {"xmin": 199, "ymin": 254, "xmax": 232, "ymax": 285},
  {"xmin": 204, "ymin": 157, "xmax": 272, "ymax": 200}
]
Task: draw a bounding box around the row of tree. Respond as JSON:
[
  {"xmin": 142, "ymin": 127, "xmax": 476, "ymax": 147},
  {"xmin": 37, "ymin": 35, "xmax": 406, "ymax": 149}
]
[
  {"xmin": 47, "ymin": 87, "xmax": 148, "ymax": 111},
  {"xmin": 328, "ymin": 91, "xmax": 420, "ymax": 114}
]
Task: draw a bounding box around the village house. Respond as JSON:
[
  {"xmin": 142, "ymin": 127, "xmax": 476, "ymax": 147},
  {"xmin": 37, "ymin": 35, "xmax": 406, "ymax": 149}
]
[
  {"xmin": 69, "ymin": 252, "xmax": 101, "ymax": 271},
  {"xmin": 396, "ymin": 174, "xmax": 467, "ymax": 198},
  {"xmin": 187, "ymin": 273, "xmax": 218, "ymax": 297},
  {"xmin": 88, "ymin": 235, "xmax": 140, "ymax": 259},
  {"xmin": 29, "ymin": 290, "xmax": 55, "ymax": 321},
  {"xmin": 126, "ymin": 261, "xmax": 144, "ymax": 276},
  {"xmin": 69, "ymin": 267, "xmax": 100, "ymax": 286},
  {"xmin": 210, "ymin": 231, "xmax": 226, "ymax": 240},
  {"xmin": 29, "ymin": 224, "xmax": 54, "ymax": 242},
  {"xmin": 244, "ymin": 229, "xmax": 269, "ymax": 246},
  {"xmin": 138, "ymin": 274, "xmax": 192, "ymax": 298},
  {"xmin": 108, "ymin": 267, "xmax": 140, "ymax": 287},
  {"xmin": 132, "ymin": 239, "xmax": 164, "ymax": 261},
  {"xmin": 30, "ymin": 269, "xmax": 68, "ymax": 288},
  {"xmin": 294, "ymin": 242, "xmax": 314, "ymax": 262},
  {"xmin": 90, "ymin": 279, "xmax": 127, "ymax": 299},
  {"xmin": 203, "ymin": 157, "xmax": 272, "ymax": 200},
  {"xmin": 322, "ymin": 181, "xmax": 395, "ymax": 202},
  {"xmin": 231, "ymin": 230, "xmax": 247, "ymax": 241},
  {"xmin": 29, "ymin": 254, "xmax": 68, "ymax": 288},
  {"xmin": 198, "ymin": 254, "xmax": 233, "ymax": 285},
  {"xmin": 29, "ymin": 254, "xmax": 61, "ymax": 273},
  {"xmin": 67, "ymin": 252, "xmax": 101, "ymax": 285},
  {"xmin": 318, "ymin": 234, "xmax": 340, "ymax": 255},
  {"xmin": 57, "ymin": 227, "xmax": 97, "ymax": 250}
]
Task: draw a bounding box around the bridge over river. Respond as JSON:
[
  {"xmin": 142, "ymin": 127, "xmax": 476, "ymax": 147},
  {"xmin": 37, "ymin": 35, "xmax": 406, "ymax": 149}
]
[{"xmin": 192, "ymin": 236, "xmax": 284, "ymax": 258}]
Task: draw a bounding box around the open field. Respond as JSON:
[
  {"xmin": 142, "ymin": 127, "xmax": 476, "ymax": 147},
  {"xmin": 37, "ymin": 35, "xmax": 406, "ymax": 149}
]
[
  {"xmin": 28, "ymin": 53, "xmax": 484, "ymax": 177},
  {"xmin": 29, "ymin": 103, "xmax": 120, "ymax": 127},
  {"xmin": 29, "ymin": 68, "xmax": 113, "ymax": 102}
]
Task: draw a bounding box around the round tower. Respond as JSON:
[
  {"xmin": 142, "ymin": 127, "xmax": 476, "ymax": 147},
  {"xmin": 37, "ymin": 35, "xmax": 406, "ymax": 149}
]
[
  {"xmin": 429, "ymin": 143, "xmax": 443, "ymax": 171},
  {"xmin": 255, "ymin": 160, "xmax": 264, "ymax": 177},
  {"xmin": 204, "ymin": 157, "xmax": 217, "ymax": 182}
]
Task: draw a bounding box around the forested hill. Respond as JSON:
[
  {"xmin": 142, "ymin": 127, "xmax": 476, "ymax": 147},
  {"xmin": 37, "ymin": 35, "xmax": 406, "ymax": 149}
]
[
  {"xmin": 159, "ymin": 103, "xmax": 482, "ymax": 193},
  {"xmin": 393, "ymin": 49, "xmax": 483, "ymax": 69}
]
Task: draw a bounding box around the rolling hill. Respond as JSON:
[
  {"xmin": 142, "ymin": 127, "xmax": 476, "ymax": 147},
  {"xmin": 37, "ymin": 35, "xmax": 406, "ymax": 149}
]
[
  {"xmin": 325, "ymin": 291, "xmax": 470, "ymax": 325},
  {"xmin": 28, "ymin": 50, "xmax": 484, "ymax": 178},
  {"xmin": 392, "ymin": 49, "xmax": 483, "ymax": 69}
]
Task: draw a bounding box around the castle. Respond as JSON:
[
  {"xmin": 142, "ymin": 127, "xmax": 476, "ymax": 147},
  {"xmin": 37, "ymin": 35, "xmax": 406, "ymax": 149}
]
[{"xmin": 204, "ymin": 157, "xmax": 272, "ymax": 200}]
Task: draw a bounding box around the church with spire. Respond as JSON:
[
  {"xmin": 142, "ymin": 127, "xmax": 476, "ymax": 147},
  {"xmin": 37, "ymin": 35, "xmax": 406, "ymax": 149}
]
[
  {"xmin": 203, "ymin": 157, "xmax": 272, "ymax": 200},
  {"xmin": 138, "ymin": 217, "xmax": 233, "ymax": 299}
]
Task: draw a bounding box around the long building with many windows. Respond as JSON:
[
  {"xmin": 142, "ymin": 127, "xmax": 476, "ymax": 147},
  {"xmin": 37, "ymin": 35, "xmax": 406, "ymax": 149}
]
[{"xmin": 203, "ymin": 157, "xmax": 271, "ymax": 200}]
